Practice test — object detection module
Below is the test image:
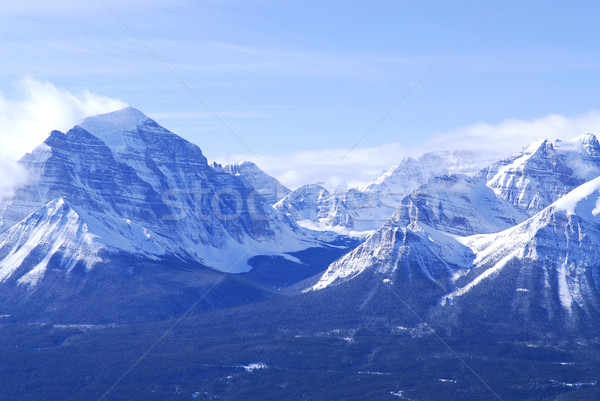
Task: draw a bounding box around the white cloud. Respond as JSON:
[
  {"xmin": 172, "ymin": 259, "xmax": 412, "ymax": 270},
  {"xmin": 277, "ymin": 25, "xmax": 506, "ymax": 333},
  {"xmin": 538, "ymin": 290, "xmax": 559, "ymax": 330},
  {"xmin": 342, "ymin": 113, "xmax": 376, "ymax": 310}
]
[
  {"xmin": 429, "ymin": 111, "xmax": 600, "ymax": 155},
  {"xmin": 218, "ymin": 142, "xmax": 411, "ymax": 190},
  {"xmin": 216, "ymin": 111, "xmax": 600, "ymax": 191},
  {"xmin": 0, "ymin": 158, "xmax": 30, "ymax": 200},
  {"xmin": 0, "ymin": 77, "xmax": 127, "ymax": 160},
  {"xmin": 0, "ymin": 77, "xmax": 127, "ymax": 197}
]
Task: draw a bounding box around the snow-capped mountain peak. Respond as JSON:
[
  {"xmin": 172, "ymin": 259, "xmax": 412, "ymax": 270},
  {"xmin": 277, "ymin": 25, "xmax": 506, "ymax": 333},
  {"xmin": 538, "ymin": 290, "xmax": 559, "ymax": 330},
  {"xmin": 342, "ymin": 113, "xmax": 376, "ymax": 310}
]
[
  {"xmin": 444, "ymin": 175, "xmax": 600, "ymax": 316},
  {"xmin": 0, "ymin": 107, "xmax": 325, "ymax": 282},
  {"xmin": 275, "ymin": 149, "xmax": 502, "ymax": 235},
  {"xmin": 78, "ymin": 106, "xmax": 153, "ymax": 150},
  {"xmin": 79, "ymin": 107, "xmax": 210, "ymax": 191},
  {"xmin": 481, "ymin": 134, "xmax": 600, "ymax": 216},
  {"xmin": 555, "ymin": 133, "xmax": 600, "ymax": 156},
  {"xmin": 313, "ymin": 135, "xmax": 600, "ymax": 329},
  {"xmin": 0, "ymin": 198, "xmax": 101, "ymax": 287}
]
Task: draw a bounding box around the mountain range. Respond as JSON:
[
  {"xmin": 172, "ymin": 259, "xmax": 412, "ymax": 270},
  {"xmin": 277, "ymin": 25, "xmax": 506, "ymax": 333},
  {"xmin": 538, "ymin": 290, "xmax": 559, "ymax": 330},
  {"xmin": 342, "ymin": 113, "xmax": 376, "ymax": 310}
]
[
  {"xmin": 275, "ymin": 149, "xmax": 496, "ymax": 234},
  {"xmin": 315, "ymin": 135, "xmax": 600, "ymax": 334},
  {"xmin": 1, "ymin": 107, "xmax": 599, "ymax": 400},
  {"xmin": 0, "ymin": 108, "xmax": 350, "ymax": 322}
]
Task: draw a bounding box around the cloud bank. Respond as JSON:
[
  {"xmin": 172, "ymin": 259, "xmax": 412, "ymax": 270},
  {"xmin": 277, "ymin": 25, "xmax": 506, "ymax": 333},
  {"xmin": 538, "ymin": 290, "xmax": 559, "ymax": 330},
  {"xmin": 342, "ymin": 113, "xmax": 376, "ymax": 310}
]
[
  {"xmin": 0, "ymin": 77, "xmax": 127, "ymax": 197},
  {"xmin": 0, "ymin": 77, "xmax": 127, "ymax": 160},
  {"xmin": 429, "ymin": 111, "xmax": 600, "ymax": 155},
  {"xmin": 218, "ymin": 142, "xmax": 411, "ymax": 191},
  {"xmin": 218, "ymin": 111, "xmax": 600, "ymax": 190}
]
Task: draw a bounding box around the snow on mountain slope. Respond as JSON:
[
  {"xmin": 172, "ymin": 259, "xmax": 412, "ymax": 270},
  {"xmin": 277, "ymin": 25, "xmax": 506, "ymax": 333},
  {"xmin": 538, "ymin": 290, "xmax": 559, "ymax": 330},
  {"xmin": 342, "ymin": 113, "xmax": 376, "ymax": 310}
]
[
  {"xmin": 394, "ymin": 174, "xmax": 527, "ymax": 236},
  {"xmin": 274, "ymin": 184, "xmax": 354, "ymax": 230},
  {"xmin": 0, "ymin": 126, "xmax": 167, "ymax": 232},
  {"xmin": 555, "ymin": 133, "xmax": 600, "ymax": 180},
  {"xmin": 275, "ymin": 150, "xmax": 499, "ymax": 235},
  {"xmin": 446, "ymin": 176, "xmax": 600, "ymax": 315},
  {"xmin": 79, "ymin": 108, "xmax": 305, "ymax": 250},
  {"xmin": 312, "ymin": 174, "xmax": 527, "ymax": 291},
  {"xmin": 312, "ymin": 219, "xmax": 473, "ymax": 291},
  {"xmin": 0, "ymin": 108, "xmax": 322, "ymax": 279},
  {"xmin": 0, "ymin": 198, "xmax": 169, "ymax": 287},
  {"xmin": 314, "ymin": 173, "xmax": 600, "ymax": 328},
  {"xmin": 313, "ymin": 138, "xmax": 600, "ymax": 326},
  {"xmin": 0, "ymin": 198, "xmax": 100, "ymax": 287},
  {"xmin": 79, "ymin": 107, "xmax": 211, "ymax": 193},
  {"xmin": 275, "ymin": 184, "xmax": 390, "ymax": 235},
  {"xmin": 480, "ymin": 134, "xmax": 600, "ymax": 216},
  {"xmin": 219, "ymin": 161, "xmax": 290, "ymax": 205},
  {"xmin": 355, "ymin": 150, "xmax": 499, "ymax": 225},
  {"xmin": 78, "ymin": 106, "xmax": 151, "ymax": 149}
]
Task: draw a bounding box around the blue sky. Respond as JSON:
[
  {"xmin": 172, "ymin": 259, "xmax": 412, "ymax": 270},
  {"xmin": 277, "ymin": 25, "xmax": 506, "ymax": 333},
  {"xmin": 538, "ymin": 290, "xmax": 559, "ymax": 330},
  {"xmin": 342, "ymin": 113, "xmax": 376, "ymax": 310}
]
[{"xmin": 0, "ymin": 0, "xmax": 599, "ymax": 188}]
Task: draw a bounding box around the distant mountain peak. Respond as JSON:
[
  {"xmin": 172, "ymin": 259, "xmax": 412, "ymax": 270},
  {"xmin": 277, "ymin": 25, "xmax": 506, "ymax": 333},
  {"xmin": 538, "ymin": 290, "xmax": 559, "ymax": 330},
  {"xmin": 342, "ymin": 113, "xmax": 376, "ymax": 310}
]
[
  {"xmin": 222, "ymin": 160, "xmax": 290, "ymax": 205},
  {"xmin": 573, "ymin": 132, "xmax": 599, "ymax": 146},
  {"xmin": 555, "ymin": 133, "xmax": 600, "ymax": 158},
  {"xmin": 479, "ymin": 134, "xmax": 600, "ymax": 216},
  {"xmin": 232, "ymin": 160, "xmax": 258, "ymax": 168}
]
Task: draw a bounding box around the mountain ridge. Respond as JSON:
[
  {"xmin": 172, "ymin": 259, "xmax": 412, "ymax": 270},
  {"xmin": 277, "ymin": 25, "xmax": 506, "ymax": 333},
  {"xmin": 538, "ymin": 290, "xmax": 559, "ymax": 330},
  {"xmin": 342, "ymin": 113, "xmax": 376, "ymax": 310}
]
[{"xmin": 313, "ymin": 135, "xmax": 600, "ymax": 333}]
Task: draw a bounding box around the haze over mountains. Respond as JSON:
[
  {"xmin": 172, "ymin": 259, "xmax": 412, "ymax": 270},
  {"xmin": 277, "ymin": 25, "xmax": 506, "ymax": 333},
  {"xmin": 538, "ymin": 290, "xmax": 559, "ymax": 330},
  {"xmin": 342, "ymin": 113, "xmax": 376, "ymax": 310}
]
[{"xmin": 1, "ymin": 107, "xmax": 599, "ymax": 400}]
